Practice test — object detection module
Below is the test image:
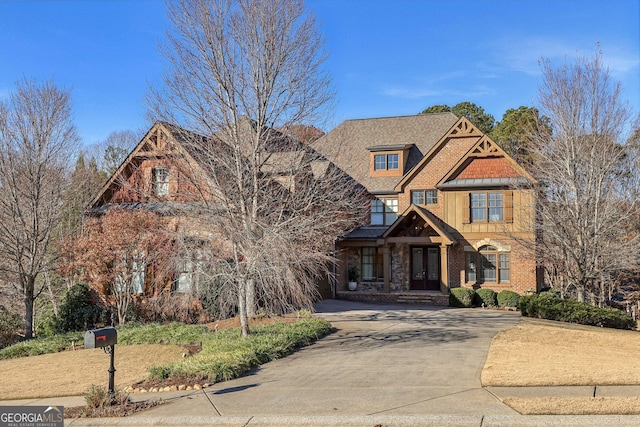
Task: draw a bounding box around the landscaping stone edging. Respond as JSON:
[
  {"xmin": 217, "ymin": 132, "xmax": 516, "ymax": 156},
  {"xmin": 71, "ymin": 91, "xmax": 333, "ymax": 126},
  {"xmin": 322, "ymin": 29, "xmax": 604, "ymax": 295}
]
[{"xmin": 124, "ymin": 383, "xmax": 212, "ymax": 394}]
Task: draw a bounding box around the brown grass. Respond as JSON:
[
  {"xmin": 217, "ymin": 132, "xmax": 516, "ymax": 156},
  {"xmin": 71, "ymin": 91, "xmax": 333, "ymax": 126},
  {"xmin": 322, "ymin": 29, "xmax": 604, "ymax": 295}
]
[
  {"xmin": 504, "ymin": 397, "xmax": 640, "ymax": 415},
  {"xmin": 482, "ymin": 318, "xmax": 640, "ymax": 387},
  {"xmin": 0, "ymin": 344, "xmax": 184, "ymax": 400},
  {"xmin": 483, "ymin": 318, "xmax": 640, "ymax": 415}
]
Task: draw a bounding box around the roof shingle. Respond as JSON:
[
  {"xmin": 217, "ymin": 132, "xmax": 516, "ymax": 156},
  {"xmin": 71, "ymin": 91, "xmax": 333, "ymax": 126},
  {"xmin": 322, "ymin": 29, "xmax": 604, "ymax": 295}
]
[{"xmin": 311, "ymin": 113, "xmax": 458, "ymax": 193}]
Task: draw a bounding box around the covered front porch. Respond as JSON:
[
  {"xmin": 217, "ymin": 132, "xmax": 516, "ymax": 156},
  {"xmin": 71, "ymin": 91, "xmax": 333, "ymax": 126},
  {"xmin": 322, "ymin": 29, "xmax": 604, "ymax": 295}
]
[{"xmin": 335, "ymin": 206, "xmax": 456, "ymax": 305}]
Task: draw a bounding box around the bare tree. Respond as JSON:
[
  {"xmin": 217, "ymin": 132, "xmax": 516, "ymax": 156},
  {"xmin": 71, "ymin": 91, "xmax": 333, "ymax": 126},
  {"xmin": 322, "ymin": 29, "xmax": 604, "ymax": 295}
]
[
  {"xmin": 150, "ymin": 0, "xmax": 365, "ymax": 336},
  {"xmin": 59, "ymin": 153, "xmax": 105, "ymax": 237},
  {"xmin": 0, "ymin": 78, "xmax": 79, "ymax": 338},
  {"xmin": 99, "ymin": 130, "xmax": 140, "ymax": 175},
  {"xmin": 84, "ymin": 129, "xmax": 141, "ymax": 177},
  {"xmin": 525, "ymin": 51, "xmax": 640, "ymax": 304}
]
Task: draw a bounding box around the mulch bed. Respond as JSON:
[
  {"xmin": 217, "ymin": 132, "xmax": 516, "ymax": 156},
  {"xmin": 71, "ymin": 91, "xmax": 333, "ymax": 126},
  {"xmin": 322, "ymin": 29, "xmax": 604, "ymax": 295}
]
[{"xmin": 65, "ymin": 399, "xmax": 166, "ymax": 418}]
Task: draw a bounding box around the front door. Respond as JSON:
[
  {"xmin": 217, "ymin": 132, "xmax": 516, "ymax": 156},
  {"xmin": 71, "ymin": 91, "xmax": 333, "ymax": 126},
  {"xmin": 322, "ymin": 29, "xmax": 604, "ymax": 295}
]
[{"xmin": 410, "ymin": 246, "xmax": 440, "ymax": 291}]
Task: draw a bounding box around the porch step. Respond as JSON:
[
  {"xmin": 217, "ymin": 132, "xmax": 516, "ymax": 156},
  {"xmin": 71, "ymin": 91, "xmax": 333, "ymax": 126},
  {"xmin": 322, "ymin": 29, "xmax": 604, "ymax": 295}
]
[
  {"xmin": 396, "ymin": 293, "xmax": 449, "ymax": 305},
  {"xmin": 336, "ymin": 291, "xmax": 449, "ymax": 306},
  {"xmin": 396, "ymin": 294, "xmax": 434, "ymax": 302}
]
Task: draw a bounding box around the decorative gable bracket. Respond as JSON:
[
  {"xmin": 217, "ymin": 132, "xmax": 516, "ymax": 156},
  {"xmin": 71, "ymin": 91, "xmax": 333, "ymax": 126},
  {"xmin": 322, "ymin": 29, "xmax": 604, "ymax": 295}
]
[
  {"xmin": 447, "ymin": 118, "xmax": 483, "ymax": 138},
  {"xmin": 469, "ymin": 136, "xmax": 500, "ymax": 157}
]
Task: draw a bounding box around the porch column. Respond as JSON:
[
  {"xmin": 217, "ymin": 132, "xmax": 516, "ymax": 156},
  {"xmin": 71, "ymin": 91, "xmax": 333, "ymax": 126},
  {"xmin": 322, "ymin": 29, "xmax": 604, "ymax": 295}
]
[
  {"xmin": 383, "ymin": 246, "xmax": 391, "ymax": 293},
  {"xmin": 439, "ymin": 245, "xmax": 449, "ymax": 293},
  {"xmin": 336, "ymin": 248, "xmax": 349, "ymax": 292}
]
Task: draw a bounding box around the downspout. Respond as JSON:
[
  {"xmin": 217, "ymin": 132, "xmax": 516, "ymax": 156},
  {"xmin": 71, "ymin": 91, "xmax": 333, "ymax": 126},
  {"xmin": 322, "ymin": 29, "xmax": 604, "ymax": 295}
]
[{"xmin": 447, "ymin": 245, "xmax": 451, "ymax": 293}]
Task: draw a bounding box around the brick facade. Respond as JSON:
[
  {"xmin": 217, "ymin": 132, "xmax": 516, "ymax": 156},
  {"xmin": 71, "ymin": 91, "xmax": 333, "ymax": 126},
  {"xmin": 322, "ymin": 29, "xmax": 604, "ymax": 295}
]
[{"xmin": 319, "ymin": 115, "xmax": 541, "ymax": 302}]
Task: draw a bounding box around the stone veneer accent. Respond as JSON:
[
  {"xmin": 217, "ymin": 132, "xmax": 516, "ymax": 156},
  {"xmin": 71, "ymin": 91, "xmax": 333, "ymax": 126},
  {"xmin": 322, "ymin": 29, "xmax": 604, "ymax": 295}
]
[
  {"xmin": 344, "ymin": 248, "xmax": 385, "ymax": 292},
  {"xmin": 391, "ymin": 245, "xmax": 410, "ymax": 291},
  {"xmin": 357, "ymin": 281, "xmax": 385, "ymax": 292}
]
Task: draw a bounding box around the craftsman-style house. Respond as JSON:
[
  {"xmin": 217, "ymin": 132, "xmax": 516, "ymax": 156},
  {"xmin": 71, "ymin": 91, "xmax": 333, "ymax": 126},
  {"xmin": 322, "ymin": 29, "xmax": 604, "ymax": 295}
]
[
  {"xmin": 312, "ymin": 113, "xmax": 542, "ymax": 303},
  {"xmin": 87, "ymin": 113, "xmax": 541, "ymax": 304}
]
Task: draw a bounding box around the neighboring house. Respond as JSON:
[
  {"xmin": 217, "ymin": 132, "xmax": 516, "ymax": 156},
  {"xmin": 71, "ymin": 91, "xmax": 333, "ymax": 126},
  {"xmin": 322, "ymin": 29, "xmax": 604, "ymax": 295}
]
[
  {"xmin": 312, "ymin": 113, "xmax": 542, "ymax": 304},
  {"xmin": 85, "ymin": 119, "xmax": 330, "ymax": 297},
  {"xmin": 87, "ymin": 113, "xmax": 542, "ymax": 304},
  {"xmin": 85, "ymin": 121, "xmax": 213, "ymax": 296}
]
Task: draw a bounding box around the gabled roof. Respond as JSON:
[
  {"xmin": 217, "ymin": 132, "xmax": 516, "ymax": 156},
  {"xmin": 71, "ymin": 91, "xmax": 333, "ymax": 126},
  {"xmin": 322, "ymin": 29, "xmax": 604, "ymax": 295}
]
[
  {"xmin": 395, "ymin": 116, "xmax": 484, "ymax": 192},
  {"xmin": 86, "ymin": 121, "xmax": 209, "ymax": 211},
  {"xmin": 437, "ymin": 134, "xmax": 536, "ymax": 188},
  {"xmin": 382, "ymin": 205, "xmax": 455, "ymax": 245},
  {"xmin": 312, "ymin": 113, "xmax": 459, "ymax": 193},
  {"xmin": 87, "ymin": 119, "xmax": 319, "ymax": 212}
]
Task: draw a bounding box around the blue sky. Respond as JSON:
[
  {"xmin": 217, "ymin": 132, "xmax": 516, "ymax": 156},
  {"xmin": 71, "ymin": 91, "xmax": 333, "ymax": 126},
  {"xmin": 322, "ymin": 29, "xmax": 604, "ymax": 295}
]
[{"xmin": 1, "ymin": 0, "xmax": 638, "ymax": 146}]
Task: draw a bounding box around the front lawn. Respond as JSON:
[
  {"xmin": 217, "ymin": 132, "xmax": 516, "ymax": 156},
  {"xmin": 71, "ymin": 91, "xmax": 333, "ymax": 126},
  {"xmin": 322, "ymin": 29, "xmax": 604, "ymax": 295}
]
[
  {"xmin": 147, "ymin": 318, "xmax": 333, "ymax": 383},
  {"xmin": 0, "ymin": 316, "xmax": 333, "ymax": 400},
  {"xmin": 483, "ymin": 317, "xmax": 640, "ymax": 415},
  {"xmin": 482, "ymin": 317, "xmax": 640, "ymax": 387}
]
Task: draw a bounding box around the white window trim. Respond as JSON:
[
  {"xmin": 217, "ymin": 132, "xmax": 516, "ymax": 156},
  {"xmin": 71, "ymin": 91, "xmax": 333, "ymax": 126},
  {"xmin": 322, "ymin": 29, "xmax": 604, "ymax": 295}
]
[{"xmin": 153, "ymin": 167, "xmax": 169, "ymax": 196}]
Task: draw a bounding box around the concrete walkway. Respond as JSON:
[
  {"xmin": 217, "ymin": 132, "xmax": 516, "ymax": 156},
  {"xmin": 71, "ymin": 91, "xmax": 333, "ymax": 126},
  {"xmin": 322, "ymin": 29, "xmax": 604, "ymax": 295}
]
[{"xmin": 4, "ymin": 300, "xmax": 640, "ymax": 426}]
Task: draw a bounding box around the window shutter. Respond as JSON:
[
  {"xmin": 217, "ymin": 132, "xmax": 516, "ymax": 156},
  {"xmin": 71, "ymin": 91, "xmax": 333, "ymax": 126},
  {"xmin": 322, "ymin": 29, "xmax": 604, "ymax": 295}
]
[
  {"xmin": 504, "ymin": 190, "xmax": 513, "ymax": 223},
  {"xmin": 462, "ymin": 193, "xmax": 471, "ymax": 224}
]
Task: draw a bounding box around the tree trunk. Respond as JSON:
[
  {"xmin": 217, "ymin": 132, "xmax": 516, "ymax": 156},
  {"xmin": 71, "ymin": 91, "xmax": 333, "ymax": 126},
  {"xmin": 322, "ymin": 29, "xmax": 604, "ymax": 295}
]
[
  {"xmin": 576, "ymin": 284, "xmax": 585, "ymax": 303},
  {"xmin": 45, "ymin": 272, "xmax": 59, "ymax": 317},
  {"xmin": 24, "ymin": 278, "xmax": 35, "ymax": 338},
  {"xmin": 117, "ymin": 298, "xmax": 127, "ymax": 326},
  {"xmin": 238, "ymin": 280, "xmax": 250, "ymax": 337},
  {"xmin": 246, "ymin": 279, "xmax": 256, "ymax": 317}
]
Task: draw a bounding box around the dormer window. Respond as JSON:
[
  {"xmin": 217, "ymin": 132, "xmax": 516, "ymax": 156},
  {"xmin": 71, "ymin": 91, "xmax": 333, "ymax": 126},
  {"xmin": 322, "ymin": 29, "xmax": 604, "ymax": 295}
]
[
  {"xmin": 153, "ymin": 167, "xmax": 169, "ymax": 196},
  {"xmin": 368, "ymin": 144, "xmax": 413, "ymax": 178},
  {"xmin": 374, "ymin": 153, "xmax": 399, "ymax": 171}
]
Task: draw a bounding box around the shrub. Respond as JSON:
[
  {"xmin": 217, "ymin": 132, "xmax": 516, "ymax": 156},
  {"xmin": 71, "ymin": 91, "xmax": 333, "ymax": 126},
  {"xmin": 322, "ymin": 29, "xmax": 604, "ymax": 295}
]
[
  {"xmin": 117, "ymin": 322, "xmax": 209, "ymax": 345},
  {"xmin": 55, "ymin": 283, "xmax": 103, "ymax": 333},
  {"xmin": 134, "ymin": 294, "xmax": 201, "ymax": 324},
  {"xmin": 497, "ymin": 290, "xmax": 520, "ymax": 308},
  {"xmin": 85, "ymin": 384, "xmax": 111, "ymax": 408},
  {"xmin": 518, "ymin": 293, "xmax": 636, "ymax": 330},
  {"xmin": 474, "ymin": 288, "xmax": 497, "ymax": 307},
  {"xmin": 35, "ymin": 306, "xmax": 58, "ymax": 337},
  {"xmin": 0, "ymin": 306, "xmax": 23, "ymax": 349},
  {"xmin": 85, "ymin": 384, "xmax": 128, "ymax": 408},
  {"xmin": 148, "ymin": 318, "xmax": 333, "ymax": 382},
  {"xmin": 449, "ymin": 287, "xmax": 475, "ymax": 308},
  {"xmin": 0, "ymin": 331, "xmax": 83, "ymax": 359}
]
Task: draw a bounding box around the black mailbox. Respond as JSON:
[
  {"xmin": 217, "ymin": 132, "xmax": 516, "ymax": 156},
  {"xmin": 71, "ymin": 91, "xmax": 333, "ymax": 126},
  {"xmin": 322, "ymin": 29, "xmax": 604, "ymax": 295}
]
[{"xmin": 84, "ymin": 327, "xmax": 117, "ymax": 349}]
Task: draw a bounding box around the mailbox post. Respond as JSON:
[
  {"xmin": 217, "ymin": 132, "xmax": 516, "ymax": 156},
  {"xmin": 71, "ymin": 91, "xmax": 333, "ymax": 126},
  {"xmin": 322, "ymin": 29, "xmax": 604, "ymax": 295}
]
[{"xmin": 84, "ymin": 326, "xmax": 118, "ymax": 399}]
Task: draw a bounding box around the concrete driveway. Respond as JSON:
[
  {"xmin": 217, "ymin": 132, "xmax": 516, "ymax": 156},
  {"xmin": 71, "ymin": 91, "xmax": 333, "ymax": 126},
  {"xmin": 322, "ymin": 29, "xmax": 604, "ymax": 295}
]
[{"xmin": 140, "ymin": 300, "xmax": 521, "ymax": 418}]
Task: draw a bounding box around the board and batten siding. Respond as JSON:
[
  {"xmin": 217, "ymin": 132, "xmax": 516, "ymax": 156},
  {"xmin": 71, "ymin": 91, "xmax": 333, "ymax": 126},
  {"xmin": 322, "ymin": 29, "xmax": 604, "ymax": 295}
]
[{"xmin": 444, "ymin": 189, "xmax": 535, "ymax": 235}]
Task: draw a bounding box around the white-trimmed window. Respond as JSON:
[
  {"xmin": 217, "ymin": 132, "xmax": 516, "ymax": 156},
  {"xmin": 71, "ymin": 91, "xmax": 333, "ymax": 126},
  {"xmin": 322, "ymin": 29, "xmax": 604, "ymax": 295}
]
[
  {"xmin": 488, "ymin": 193, "xmax": 504, "ymax": 222},
  {"xmin": 173, "ymin": 250, "xmax": 203, "ymax": 293},
  {"xmin": 114, "ymin": 255, "xmax": 145, "ymax": 294},
  {"xmin": 411, "ymin": 189, "xmax": 438, "ymax": 205},
  {"xmin": 499, "ymin": 253, "xmax": 510, "ymax": 283},
  {"xmin": 131, "ymin": 259, "xmax": 145, "ymax": 293},
  {"xmin": 371, "ymin": 198, "xmax": 398, "ymax": 225},
  {"xmin": 466, "ymin": 246, "xmax": 510, "ymax": 284},
  {"xmin": 153, "ymin": 168, "xmax": 169, "ymax": 196},
  {"xmin": 465, "ymin": 252, "xmax": 477, "ymax": 282},
  {"xmin": 471, "ymin": 193, "xmax": 487, "ymax": 222},
  {"xmin": 470, "ymin": 192, "xmax": 503, "ymax": 222}
]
